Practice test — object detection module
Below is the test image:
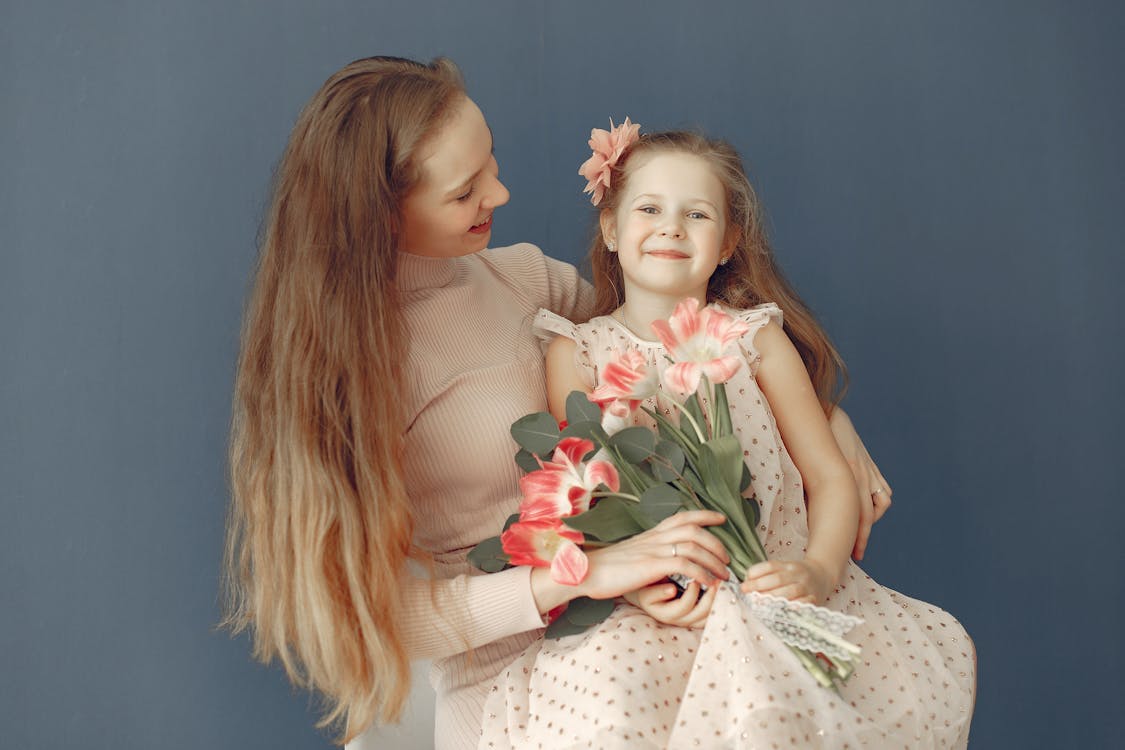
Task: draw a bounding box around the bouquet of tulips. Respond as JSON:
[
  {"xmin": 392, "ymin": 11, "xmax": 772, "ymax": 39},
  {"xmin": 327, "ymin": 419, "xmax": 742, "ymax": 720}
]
[{"xmin": 469, "ymin": 299, "xmax": 861, "ymax": 688}]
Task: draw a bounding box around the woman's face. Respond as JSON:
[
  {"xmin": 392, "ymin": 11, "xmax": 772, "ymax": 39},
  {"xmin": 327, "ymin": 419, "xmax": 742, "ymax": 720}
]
[{"xmin": 398, "ymin": 96, "xmax": 510, "ymax": 258}]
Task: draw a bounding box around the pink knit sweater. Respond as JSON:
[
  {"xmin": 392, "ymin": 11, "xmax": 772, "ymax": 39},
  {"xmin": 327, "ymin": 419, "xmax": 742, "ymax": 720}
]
[{"xmin": 347, "ymin": 244, "xmax": 593, "ymax": 750}]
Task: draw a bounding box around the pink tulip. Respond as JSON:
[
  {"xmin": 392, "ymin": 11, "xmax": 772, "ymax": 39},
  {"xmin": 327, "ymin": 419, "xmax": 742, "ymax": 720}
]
[
  {"xmin": 518, "ymin": 437, "xmax": 620, "ymax": 520},
  {"xmin": 651, "ymin": 298, "xmax": 752, "ymax": 396},
  {"xmin": 501, "ymin": 518, "xmax": 590, "ymax": 585},
  {"xmin": 588, "ymin": 350, "xmax": 658, "ymax": 419}
]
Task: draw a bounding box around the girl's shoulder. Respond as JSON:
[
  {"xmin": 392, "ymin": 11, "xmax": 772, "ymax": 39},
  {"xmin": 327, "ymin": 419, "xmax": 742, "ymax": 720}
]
[{"xmin": 720, "ymin": 301, "xmax": 783, "ymax": 330}]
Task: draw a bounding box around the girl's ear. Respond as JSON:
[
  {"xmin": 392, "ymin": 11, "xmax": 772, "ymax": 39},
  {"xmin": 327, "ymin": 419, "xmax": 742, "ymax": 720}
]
[{"xmin": 600, "ymin": 211, "xmax": 617, "ymax": 248}]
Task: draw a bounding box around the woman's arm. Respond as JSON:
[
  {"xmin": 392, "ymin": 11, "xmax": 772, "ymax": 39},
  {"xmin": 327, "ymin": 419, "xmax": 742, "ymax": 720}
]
[{"xmin": 742, "ymin": 321, "xmax": 859, "ymax": 603}]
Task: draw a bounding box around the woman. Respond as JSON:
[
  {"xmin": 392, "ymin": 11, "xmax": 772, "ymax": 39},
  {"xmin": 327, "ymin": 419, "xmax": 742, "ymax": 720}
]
[{"xmin": 221, "ymin": 56, "xmax": 891, "ymax": 749}]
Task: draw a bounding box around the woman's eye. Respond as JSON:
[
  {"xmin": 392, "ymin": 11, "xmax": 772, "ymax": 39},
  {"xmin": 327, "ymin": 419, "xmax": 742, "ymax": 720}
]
[{"xmin": 456, "ymin": 187, "xmax": 475, "ymax": 202}]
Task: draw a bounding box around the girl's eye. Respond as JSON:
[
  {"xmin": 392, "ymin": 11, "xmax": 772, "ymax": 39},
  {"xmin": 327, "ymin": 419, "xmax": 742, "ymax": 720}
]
[
  {"xmin": 688, "ymin": 211, "xmax": 709, "ymax": 220},
  {"xmin": 639, "ymin": 206, "xmax": 659, "ymax": 214}
]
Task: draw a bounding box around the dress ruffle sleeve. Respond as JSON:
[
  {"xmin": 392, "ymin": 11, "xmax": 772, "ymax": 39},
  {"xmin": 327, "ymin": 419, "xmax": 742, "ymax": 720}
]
[
  {"xmin": 732, "ymin": 302, "xmax": 784, "ymax": 374},
  {"xmin": 532, "ymin": 309, "xmax": 596, "ymax": 388}
]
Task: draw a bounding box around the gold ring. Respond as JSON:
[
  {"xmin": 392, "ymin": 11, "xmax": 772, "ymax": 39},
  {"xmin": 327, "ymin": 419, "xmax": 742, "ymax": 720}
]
[
  {"xmin": 671, "ymin": 543, "xmax": 678, "ymax": 557},
  {"xmin": 872, "ymin": 488, "xmax": 884, "ymax": 495}
]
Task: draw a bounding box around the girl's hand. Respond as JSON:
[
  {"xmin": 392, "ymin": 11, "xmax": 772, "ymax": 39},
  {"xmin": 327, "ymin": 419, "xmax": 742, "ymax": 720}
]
[
  {"xmin": 827, "ymin": 408, "xmax": 893, "ymax": 560},
  {"xmin": 740, "ymin": 558, "xmax": 834, "ymax": 605},
  {"xmin": 624, "ymin": 579, "xmax": 718, "ymax": 629}
]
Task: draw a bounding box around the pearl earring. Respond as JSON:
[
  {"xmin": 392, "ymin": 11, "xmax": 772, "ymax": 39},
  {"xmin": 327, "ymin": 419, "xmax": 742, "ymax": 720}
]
[
  {"xmin": 607, "ymin": 240, "xmax": 616, "ymax": 252},
  {"xmin": 719, "ymin": 256, "xmax": 729, "ymax": 266}
]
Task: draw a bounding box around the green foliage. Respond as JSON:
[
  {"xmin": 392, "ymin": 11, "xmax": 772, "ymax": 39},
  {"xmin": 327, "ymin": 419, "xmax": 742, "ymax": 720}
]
[
  {"xmin": 560, "ymin": 420, "xmax": 606, "ymax": 445},
  {"xmin": 608, "ymin": 426, "xmax": 656, "ymax": 463},
  {"xmin": 467, "ymin": 535, "xmax": 510, "ymax": 573},
  {"xmin": 545, "ymin": 597, "xmax": 616, "ymax": 638},
  {"xmin": 638, "ymin": 484, "xmax": 685, "ymax": 524},
  {"xmin": 510, "ymin": 412, "xmax": 561, "ymax": 456},
  {"xmin": 650, "ymin": 440, "xmax": 686, "ymax": 482},
  {"xmin": 514, "ymin": 448, "xmax": 540, "ymax": 474},
  {"xmin": 565, "ymin": 390, "xmax": 602, "ymax": 424},
  {"xmin": 565, "ymin": 497, "xmax": 649, "ymax": 542}
]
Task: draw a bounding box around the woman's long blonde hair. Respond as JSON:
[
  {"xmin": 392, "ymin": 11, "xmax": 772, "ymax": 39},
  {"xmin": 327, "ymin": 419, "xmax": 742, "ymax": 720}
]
[
  {"xmin": 588, "ymin": 131, "xmax": 848, "ymax": 411},
  {"xmin": 222, "ymin": 56, "xmax": 464, "ymax": 742}
]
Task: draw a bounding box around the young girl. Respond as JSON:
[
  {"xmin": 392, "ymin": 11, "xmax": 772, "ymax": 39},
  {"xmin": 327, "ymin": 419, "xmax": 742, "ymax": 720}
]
[{"xmin": 478, "ymin": 126, "xmax": 975, "ymax": 748}]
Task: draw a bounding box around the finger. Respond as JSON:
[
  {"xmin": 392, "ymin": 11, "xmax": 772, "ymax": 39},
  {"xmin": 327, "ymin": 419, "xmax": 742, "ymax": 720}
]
[
  {"xmin": 853, "ymin": 487, "xmax": 874, "ymax": 560},
  {"xmin": 683, "ymin": 583, "xmax": 718, "ymax": 627},
  {"xmin": 673, "ymin": 524, "xmax": 731, "ymax": 566},
  {"xmin": 744, "ymin": 560, "xmax": 780, "ymax": 581},
  {"xmin": 766, "ymin": 581, "xmax": 809, "ymax": 601},
  {"xmin": 667, "ymin": 541, "xmax": 730, "ymax": 581},
  {"xmin": 636, "ymin": 582, "xmax": 679, "ymax": 607},
  {"xmin": 853, "ymin": 507, "xmax": 873, "ymax": 560},
  {"xmin": 667, "ymin": 557, "xmax": 723, "ymax": 589}
]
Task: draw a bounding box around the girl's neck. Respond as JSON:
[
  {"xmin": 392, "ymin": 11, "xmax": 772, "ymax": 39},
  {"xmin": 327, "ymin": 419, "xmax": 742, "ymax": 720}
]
[{"xmin": 614, "ymin": 290, "xmax": 708, "ymax": 342}]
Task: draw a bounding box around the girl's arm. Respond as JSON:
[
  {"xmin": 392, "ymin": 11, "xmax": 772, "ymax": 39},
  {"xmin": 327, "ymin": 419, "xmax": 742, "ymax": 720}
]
[
  {"xmin": 827, "ymin": 407, "xmax": 893, "ymax": 560},
  {"xmin": 544, "ymin": 335, "xmax": 587, "ymax": 422},
  {"xmin": 743, "ymin": 321, "xmax": 860, "ymax": 603}
]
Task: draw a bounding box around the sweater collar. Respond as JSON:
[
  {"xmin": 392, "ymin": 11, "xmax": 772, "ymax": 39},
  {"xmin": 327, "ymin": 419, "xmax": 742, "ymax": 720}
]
[{"xmin": 396, "ymin": 251, "xmax": 460, "ymax": 292}]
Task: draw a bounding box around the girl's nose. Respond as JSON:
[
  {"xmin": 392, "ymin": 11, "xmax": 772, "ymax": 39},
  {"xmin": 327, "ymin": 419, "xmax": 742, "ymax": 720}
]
[{"xmin": 658, "ymin": 220, "xmax": 684, "ymax": 239}]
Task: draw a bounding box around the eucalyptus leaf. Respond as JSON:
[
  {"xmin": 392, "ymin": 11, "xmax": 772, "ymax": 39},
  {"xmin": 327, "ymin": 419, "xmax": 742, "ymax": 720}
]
[
  {"xmin": 638, "ymin": 484, "xmax": 686, "ymax": 524},
  {"xmin": 608, "ymin": 426, "xmax": 656, "ymax": 463},
  {"xmin": 467, "ymin": 536, "xmax": 511, "ymax": 573},
  {"xmin": 565, "ymin": 596, "xmax": 617, "ymax": 626},
  {"xmin": 565, "ymin": 390, "xmax": 602, "ymax": 424},
  {"xmin": 560, "ymin": 420, "xmax": 606, "ymax": 446},
  {"xmin": 650, "ymin": 440, "xmax": 686, "ymax": 482},
  {"xmin": 510, "ymin": 412, "xmax": 561, "ymax": 456},
  {"xmin": 565, "ymin": 497, "xmax": 647, "ymax": 542},
  {"xmin": 545, "ymin": 596, "xmax": 615, "ymax": 638},
  {"xmin": 514, "ymin": 448, "xmax": 540, "ymax": 474}
]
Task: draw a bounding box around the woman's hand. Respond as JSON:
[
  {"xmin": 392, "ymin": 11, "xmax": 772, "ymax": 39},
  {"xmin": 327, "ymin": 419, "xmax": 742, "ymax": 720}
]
[
  {"xmin": 740, "ymin": 558, "xmax": 834, "ymax": 605},
  {"xmin": 828, "ymin": 408, "xmax": 893, "ymax": 560},
  {"xmin": 624, "ymin": 579, "xmax": 718, "ymax": 629},
  {"xmin": 529, "ymin": 511, "xmax": 730, "ymax": 615}
]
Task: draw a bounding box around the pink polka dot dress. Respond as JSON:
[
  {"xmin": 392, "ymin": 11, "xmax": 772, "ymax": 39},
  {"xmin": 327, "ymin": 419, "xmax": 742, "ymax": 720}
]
[{"xmin": 477, "ymin": 304, "xmax": 975, "ymax": 749}]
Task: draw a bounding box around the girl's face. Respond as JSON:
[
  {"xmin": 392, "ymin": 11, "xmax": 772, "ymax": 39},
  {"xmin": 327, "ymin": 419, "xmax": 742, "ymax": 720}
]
[
  {"xmin": 603, "ymin": 152, "xmax": 731, "ymax": 303},
  {"xmin": 398, "ymin": 96, "xmax": 510, "ymax": 258}
]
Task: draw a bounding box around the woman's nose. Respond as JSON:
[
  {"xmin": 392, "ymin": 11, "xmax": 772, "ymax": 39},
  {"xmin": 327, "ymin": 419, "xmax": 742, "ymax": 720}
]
[{"xmin": 483, "ymin": 174, "xmax": 510, "ymax": 210}]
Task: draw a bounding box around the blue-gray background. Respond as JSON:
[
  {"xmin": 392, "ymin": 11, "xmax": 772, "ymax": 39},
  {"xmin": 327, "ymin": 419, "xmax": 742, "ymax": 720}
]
[{"xmin": 3, "ymin": 2, "xmax": 1122, "ymax": 748}]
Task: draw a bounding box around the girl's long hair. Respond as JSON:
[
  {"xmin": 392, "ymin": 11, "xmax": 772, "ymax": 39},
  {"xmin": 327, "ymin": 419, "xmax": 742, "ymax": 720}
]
[
  {"xmin": 588, "ymin": 131, "xmax": 848, "ymax": 412},
  {"xmin": 221, "ymin": 56, "xmax": 464, "ymax": 742}
]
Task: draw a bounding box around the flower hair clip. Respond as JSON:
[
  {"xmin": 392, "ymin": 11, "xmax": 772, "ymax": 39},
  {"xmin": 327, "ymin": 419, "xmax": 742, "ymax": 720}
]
[{"xmin": 578, "ymin": 117, "xmax": 641, "ymax": 206}]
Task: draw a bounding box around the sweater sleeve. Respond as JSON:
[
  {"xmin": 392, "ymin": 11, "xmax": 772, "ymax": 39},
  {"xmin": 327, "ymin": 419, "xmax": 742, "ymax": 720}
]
[{"xmin": 399, "ymin": 566, "xmax": 545, "ymax": 660}]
